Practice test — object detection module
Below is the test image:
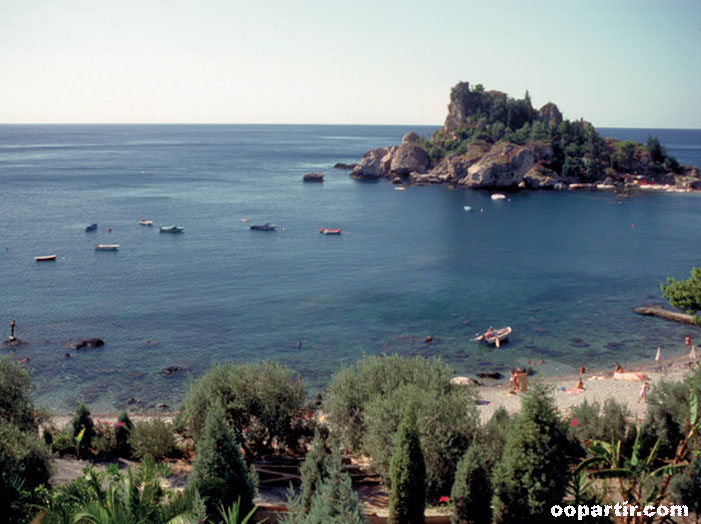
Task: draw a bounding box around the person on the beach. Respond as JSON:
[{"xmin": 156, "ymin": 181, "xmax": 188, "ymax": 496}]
[
  {"xmin": 615, "ymin": 362, "xmax": 623, "ymax": 373},
  {"xmin": 575, "ymin": 378, "xmax": 584, "ymax": 390},
  {"xmin": 514, "ymin": 368, "xmax": 522, "ymax": 392},
  {"xmin": 686, "ymin": 335, "xmax": 691, "ymax": 350},
  {"xmin": 509, "ymin": 370, "xmax": 517, "ymax": 393},
  {"xmin": 579, "ymin": 365, "xmax": 586, "ymax": 374},
  {"xmin": 637, "ymin": 381, "xmax": 650, "ymax": 403}
]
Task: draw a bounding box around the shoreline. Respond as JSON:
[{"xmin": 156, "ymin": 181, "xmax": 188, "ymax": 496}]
[{"xmin": 473, "ymin": 348, "xmax": 698, "ymax": 423}]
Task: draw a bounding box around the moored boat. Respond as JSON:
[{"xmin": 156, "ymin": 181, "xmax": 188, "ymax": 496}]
[
  {"xmin": 34, "ymin": 255, "xmax": 57, "ymax": 262},
  {"xmin": 95, "ymin": 244, "xmax": 119, "ymax": 251},
  {"xmin": 491, "ymin": 193, "xmax": 506, "ymax": 201},
  {"xmin": 250, "ymin": 223, "xmax": 276, "ymax": 231},
  {"xmin": 159, "ymin": 225, "xmax": 184, "ymax": 233},
  {"xmin": 319, "ymin": 228, "xmax": 342, "ymax": 235},
  {"xmin": 473, "ymin": 326, "xmax": 512, "ymax": 347},
  {"xmin": 139, "ymin": 220, "xmax": 153, "ymax": 226},
  {"xmin": 85, "ymin": 223, "xmax": 98, "ymax": 232}
]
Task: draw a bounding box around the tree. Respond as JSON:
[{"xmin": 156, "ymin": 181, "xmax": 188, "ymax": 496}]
[
  {"xmin": 388, "ymin": 412, "xmax": 426, "ymax": 524},
  {"xmin": 491, "ymin": 383, "xmax": 571, "ymax": 523},
  {"xmin": 0, "ymin": 357, "xmax": 37, "ymax": 432},
  {"xmin": 661, "ymin": 267, "xmax": 701, "ymax": 320},
  {"xmin": 114, "ymin": 410, "xmax": 133, "ymax": 458},
  {"xmin": 70, "ymin": 404, "xmax": 95, "ymax": 457},
  {"xmin": 450, "ymin": 444, "xmax": 492, "ymax": 524},
  {"xmin": 177, "ymin": 360, "xmax": 306, "ymax": 456},
  {"xmin": 187, "ymin": 404, "xmax": 256, "ymax": 519},
  {"xmin": 299, "ymin": 430, "xmax": 328, "ymax": 514}
]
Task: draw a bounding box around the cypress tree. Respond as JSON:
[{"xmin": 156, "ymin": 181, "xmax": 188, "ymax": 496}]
[
  {"xmin": 388, "ymin": 412, "xmax": 426, "ymax": 524},
  {"xmin": 491, "ymin": 382, "xmax": 570, "ymax": 523},
  {"xmin": 187, "ymin": 403, "xmax": 256, "ymax": 518},
  {"xmin": 299, "ymin": 429, "xmax": 328, "ymax": 514},
  {"xmin": 450, "ymin": 444, "xmax": 492, "ymax": 524},
  {"xmin": 114, "ymin": 410, "xmax": 133, "ymax": 458},
  {"xmin": 304, "ymin": 442, "xmax": 367, "ymax": 524},
  {"xmin": 70, "ymin": 403, "xmax": 94, "ymax": 455}
]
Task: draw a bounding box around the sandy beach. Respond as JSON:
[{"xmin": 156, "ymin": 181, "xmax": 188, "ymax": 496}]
[{"xmin": 474, "ymin": 351, "xmax": 698, "ymax": 424}]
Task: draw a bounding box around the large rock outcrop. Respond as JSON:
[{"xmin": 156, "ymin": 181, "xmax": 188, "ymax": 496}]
[
  {"xmin": 390, "ymin": 132, "xmax": 430, "ymax": 175},
  {"xmin": 537, "ymin": 102, "xmax": 563, "ymax": 127},
  {"xmin": 461, "ymin": 144, "xmax": 535, "ymax": 188}
]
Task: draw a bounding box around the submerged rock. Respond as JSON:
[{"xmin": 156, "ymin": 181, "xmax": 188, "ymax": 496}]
[
  {"xmin": 302, "ymin": 171, "xmax": 324, "ymax": 182},
  {"xmin": 160, "ymin": 365, "xmax": 186, "ymax": 377},
  {"xmin": 73, "ymin": 338, "xmax": 105, "ymax": 349}
]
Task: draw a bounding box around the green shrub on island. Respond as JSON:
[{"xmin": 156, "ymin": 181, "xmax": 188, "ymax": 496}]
[
  {"xmin": 491, "ymin": 382, "xmax": 571, "ymax": 523},
  {"xmin": 187, "ymin": 403, "xmax": 256, "ymax": 520},
  {"xmin": 450, "ymin": 443, "xmax": 492, "ymax": 524},
  {"xmin": 129, "ymin": 418, "xmax": 176, "ymax": 460},
  {"xmin": 177, "ymin": 360, "xmax": 307, "ymax": 457},
  {"xmin": 388, "ymin": 411, "xmax": 426, "ymax": 524}
]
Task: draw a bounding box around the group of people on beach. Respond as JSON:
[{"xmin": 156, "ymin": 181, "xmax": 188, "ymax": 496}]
[{"xmin": 508, "ymin": 368, "xmax": 528, "ymax": 394}]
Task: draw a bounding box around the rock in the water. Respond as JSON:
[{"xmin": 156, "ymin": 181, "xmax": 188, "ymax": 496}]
[
  {"xmin": 476, "ymin": 371, "xmax": 503, "ymax": 380},
  {"xmin": 463, "ymin": 143, "xmax": 534, "ymax": 188},
  {"xmin": 302, "ymin": 171, "xmax": 324, "ymax": 182},
  {"xmin": 73, "ymin": 338, "xmax": 105, "ymax": 349},
  {"xmin": 3, "ymin": 338, "xmax": 27, "ymax": 347},
  {"xmin": 161, "ymin": 365, "xmax": 186, "ymax": 377},
  {"xmin": 156, "ymin": 403, "xmax": 168, "ymax": 409},
  {"xmin": 390, "ymin": 142, "xmax": 429, "ymax": 176},
  {"xmin": 126, "ymin": 397, "xmax": 137, "ymax": 405},
  {"xmin": 333, "ymin": 162, "xmax": 357, "ymax": 170}
]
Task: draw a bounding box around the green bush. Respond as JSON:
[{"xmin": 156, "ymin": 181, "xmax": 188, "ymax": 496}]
[
  {"xmin": 388, "ymin": 412, "xmax": 426, "ymax": 524},
  {"xmin": 491, "ymin": 382, "xmax": 571, "ymax": 522},
  {"xmin": 478, "ymin": 406, "xmax": 511, "ymax": 473},
  {"xmin": 177, "ymin": 360, "xmax": 306, "ymax": 456},
  {"xmin": 568, "ymin": 398, "xmax": 631, "ymax": 444},
  {"xmin": 324, "ymin": 354, "xmax": 457, "ymax": 451},
  {"xmin": 188, "ymin": 404, "xmax": 256, "ymax": 520},
  {"xmin": 129, "ymin": 418, "xmax": 175, "ymax": 460},
  {"xmin": 70, "ymin": 404, "xmax": 94, "ymax": 456},
  {"xmin": 51, "ymin": 432, "xmax": 75, "ymax": 456},
  {"xmin": 0, "ymin": 357, "xmax": 38, "ymax": 432},
  {"xmin": 451, "ymin": 444, "xmax": 492, "ymax": 524},
  {"xmin": 362, "ymin": 383, "xmax": 478, "ymax": 500},
  {"xmin": 115, "ymin": 410, "xmax": 133, "ymax": 457},
  {"xmin": 299, "ymin": 430, "xmax": 328, "ymax": 514}
]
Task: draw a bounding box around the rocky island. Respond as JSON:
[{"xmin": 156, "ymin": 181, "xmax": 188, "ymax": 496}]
[{"xmin": 350, "ymin": 82, "xmax": 700, "ymax": 190}]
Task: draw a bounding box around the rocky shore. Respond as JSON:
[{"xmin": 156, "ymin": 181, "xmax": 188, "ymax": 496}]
[{"xmin": 349, "ymin": 82, "xmax": 701, "ymax": 190}]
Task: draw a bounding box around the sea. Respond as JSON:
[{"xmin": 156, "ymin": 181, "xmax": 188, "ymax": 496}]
[{"xmin": 1, "ymin": 124, "xmax": 700, "ymax": 412}]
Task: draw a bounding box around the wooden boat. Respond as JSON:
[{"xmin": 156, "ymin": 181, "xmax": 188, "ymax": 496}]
[
  {"xmin": 35, "ymin": 254, "xmax": 57, "ymax": 262},
  {"xmin": 95, "ymin": 244, "xmax": 119, "ymax": 251},
  {"xmin": 319, "ymin": 228, "xmax": 342, "ymax": 235},
  {"xmin": 85, "ymin": 223, "xmax": 98, "ymax": 232},
  {"xmin": 159, "ymin": 225, "xmax": 184, "ymax": 233},
  {"xmin": 250, "ymin": 223, "xmax": 276, "ymax": 231},
  {"xmin": 473, "ymin": 326, "xmax": 512, "ymax": 347},
  {"xmin": 139, "ymin": 220, "xmax": 153, "ymax": 226}
]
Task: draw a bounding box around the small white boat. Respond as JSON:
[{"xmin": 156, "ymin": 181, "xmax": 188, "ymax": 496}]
[
  {"xmin": 491, "ymin": 193, "xmax": 506, "ymax": 201},
  {"xmin": 35, "ymin": 254, "xmax": 57, "ymax": 262},
  {"xmin": 463, "ymin": 205, "xmax": 473, "ymax": 212},
  {"xmin": 139, "ymin": 220, "xmax": 153, "ymax": 226},
  {"xmin": 95, "ymin": 244, "xmax": 119, "ymax": 251},
  {"xmin": 473, "ymin": 326, "xmax": 512, "ymax": 348}
]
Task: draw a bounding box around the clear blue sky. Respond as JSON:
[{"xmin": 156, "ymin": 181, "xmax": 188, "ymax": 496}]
[{"xmin": 1, "ymin": 0, "xmax": 699, "ymax": 127}]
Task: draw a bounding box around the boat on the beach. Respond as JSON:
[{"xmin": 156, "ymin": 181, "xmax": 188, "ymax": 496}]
[
  {"xmin": 250, "ymin": 223, "xmax": 276, "ymax": 231},
  {"xmin": 159, "ymin": 225, "xmax": 184, "ymax": 233},
  {"xmin": 139, "ymin": 220, "xmax": 153, "ymax": 226},
  {"xmin": 34, "ymin": 254, "xmax": 57, "ymax": 262},
  {"xmin": 319, "ymin": 228, "xmax": 342, "ymax": 235},
  {"xmin": 491, "ymin": 193, "xmax": 506, "ymax": 201},
  {"xmin": 85, "ymin": 223, "xmax": 98, "ymax": 232},
  {"xmin": 95, "ymin": 244, "xmax": 119, "ymax": 251},
  {"xmin": 473, "ymin": 326, "xmax": 512, "ymax": 347}
]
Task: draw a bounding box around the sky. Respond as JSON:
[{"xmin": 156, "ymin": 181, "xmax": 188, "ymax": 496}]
[{"xmin": 1, "ymin": 0, "xmax": 700, "ymax": 127}]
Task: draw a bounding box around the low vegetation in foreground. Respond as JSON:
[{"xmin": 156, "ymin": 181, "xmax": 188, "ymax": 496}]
[{"xmin": 1, "ymin": 352, "xmax": 701, "ymax": 523}]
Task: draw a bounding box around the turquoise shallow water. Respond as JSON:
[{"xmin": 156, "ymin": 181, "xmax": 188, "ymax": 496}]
[{"xmin": 1, "ymin": 124, "xmax": 700, "ymax": 412}]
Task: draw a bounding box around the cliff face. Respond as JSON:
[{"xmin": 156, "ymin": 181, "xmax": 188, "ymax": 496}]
[{"xmin": 349, "ymin": 82, "xmax": 701, "ymax": 190}]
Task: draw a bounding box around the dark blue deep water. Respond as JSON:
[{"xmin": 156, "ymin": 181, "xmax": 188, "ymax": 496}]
[{"xmin": 1, "ymin": 125, "xmax": 700, "ymax": 412}]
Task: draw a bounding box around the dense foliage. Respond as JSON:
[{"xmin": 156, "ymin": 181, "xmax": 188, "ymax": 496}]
[
  {"xmin": 129, "ymin": 418, "xmax": 176, "ymax": 460},
  {"xmin": 491, "ymin": 382, "xmax": 571, "ymax": 523},
  {"xmin": 0, "ymin": 357, "xmax": 38, "ymax": 432},
  {"xmin": 388, "ymin": 412, "xmax": 426, "ymax": 524},
  {"xmin": 450, "ymin": 444, "xmax": 492, "ymax": 524},
  {"xmin": 325, "ymin": 354, "xmax": 477, "ymax": 500},
  {"xmin": 188, "ymin": 403, "xmax": 256, "ymax": 519},
  {"xmin": 661, "ymin": 267, "xmax": 701, "ymax": 321},
  {"xmin": 567, "ymin": 398, "xmax": 631, "ymax": 444},
  {"xmin": 177, "ymin": 360, "xmax": 307, "ymax": 456}
]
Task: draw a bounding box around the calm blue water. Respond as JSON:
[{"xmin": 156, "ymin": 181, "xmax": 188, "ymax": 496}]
[{"xmin": 1, "ymin": 124, "xmax": 700, "ymax": 412}]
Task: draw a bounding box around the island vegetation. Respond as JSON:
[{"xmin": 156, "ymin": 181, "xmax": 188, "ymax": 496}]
[
  {"xmin": 349, "ymin": 82, "xmax": 700, "ymax": 190},
  {"xmin": 2, "ymin": 353, "xmax": 701, "ymax": 523}
]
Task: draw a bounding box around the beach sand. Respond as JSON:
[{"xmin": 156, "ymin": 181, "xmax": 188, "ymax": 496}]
[{"xmin": 474, "ymin": 352, "xmax": 698, "ymax": 424}]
